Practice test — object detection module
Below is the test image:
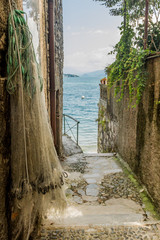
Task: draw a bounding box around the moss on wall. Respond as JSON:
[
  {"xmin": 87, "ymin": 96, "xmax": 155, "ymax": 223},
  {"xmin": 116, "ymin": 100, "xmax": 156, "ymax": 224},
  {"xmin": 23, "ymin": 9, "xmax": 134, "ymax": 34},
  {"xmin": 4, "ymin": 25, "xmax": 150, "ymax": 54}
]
[{"xmin": 98, "ymin": 56, "xmax": 160, "ymax": 213}]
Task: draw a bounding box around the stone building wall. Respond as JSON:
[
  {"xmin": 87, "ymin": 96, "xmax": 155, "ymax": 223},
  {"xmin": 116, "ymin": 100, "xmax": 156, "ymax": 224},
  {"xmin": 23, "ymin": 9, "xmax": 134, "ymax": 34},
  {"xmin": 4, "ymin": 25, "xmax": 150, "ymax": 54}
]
[
  {"xmin": 98, "ymin": 56, "xmax": 160, "ymax": 212},
  {"xmin": 0, "ymin": 1, "xmax": 22, "ymax": 239},
  {"xmin": 54, "ymin": 0, "xmax": 64, "ymax": 156},
  {"xmin": 39, "ymin": 0, "xmax": 50, "ymax": 112},
  {"xmin": 98, "ymin": 85, "xmax": 118, "ymax": 153},
  {"xmin": 40, "ymin": 0, "xmax": 64, "ymax": 155},
  {"xmin": 24, "ymin": 0, "xmax": 64, "ymax": 155},
  {"xmin": 0, "ymin": 0, "xmax": 64, "ymax": 238}
]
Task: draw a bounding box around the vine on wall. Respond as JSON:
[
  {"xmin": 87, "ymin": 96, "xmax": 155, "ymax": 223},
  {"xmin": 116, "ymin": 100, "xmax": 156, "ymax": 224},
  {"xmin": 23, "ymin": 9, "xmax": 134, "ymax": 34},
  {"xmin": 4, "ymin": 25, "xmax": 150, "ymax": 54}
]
[{"xmin": 105, "ymin": 1, "xmax": 159, "ymax": 106}]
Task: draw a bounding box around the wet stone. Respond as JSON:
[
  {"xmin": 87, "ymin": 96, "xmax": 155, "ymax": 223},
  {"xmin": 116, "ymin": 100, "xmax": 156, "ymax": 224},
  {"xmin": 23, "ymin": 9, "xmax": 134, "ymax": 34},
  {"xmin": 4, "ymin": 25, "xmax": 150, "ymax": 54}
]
[
  {"xmin": 77, "ymin": 189, "xmax": 85, "ymax": 196},
  {"xmin": 82, "ymin": 195, "xmax": 98, "ymax": 202},
  {"xmin": 65, "ymin": 189, "xmax": 74, "ymax": 196},
  {"xmin": 40, "ymin": 224, "xmax": 160, "ymax": 239},
  {"xmin": 71, "ymin": 183, "xmax": 77, "ymax": 187},
  {"xmin": 86, "ymin": 184, "xmax": 99, "ymax": 197},
  {"xmin": 40, "ymin": 155, "xmax": 160, "ymax": 240},
  {"xmin": 98, "ymin": 172, "xmax": 143, "ymax": 204},
  {"xmin": 85, "ymin": 178, "xmax": 97, "ymax": 184},
  {"xmin": 73, "ymin": 196, "xmax": 83, "ymax": 204}
]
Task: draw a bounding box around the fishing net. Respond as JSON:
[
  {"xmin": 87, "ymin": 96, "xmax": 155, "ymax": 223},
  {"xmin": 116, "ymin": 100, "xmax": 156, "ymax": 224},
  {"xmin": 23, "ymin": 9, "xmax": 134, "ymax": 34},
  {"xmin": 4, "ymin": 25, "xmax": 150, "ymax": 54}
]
[{"xmin": 7, "ymin": 2, "xmax": 66, "ymax": 239}]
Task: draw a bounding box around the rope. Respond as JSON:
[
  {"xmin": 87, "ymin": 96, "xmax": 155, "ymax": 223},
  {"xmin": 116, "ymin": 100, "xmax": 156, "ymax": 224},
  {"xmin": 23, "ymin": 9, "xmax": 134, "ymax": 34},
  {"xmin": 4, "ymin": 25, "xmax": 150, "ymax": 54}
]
[
  {"xmin": 7, "ymin": 8, "xmax": 43, "ymax": 95},
  {"xmin": 8, "ymin": 0, "xmax": 29, "ymax": 183}
]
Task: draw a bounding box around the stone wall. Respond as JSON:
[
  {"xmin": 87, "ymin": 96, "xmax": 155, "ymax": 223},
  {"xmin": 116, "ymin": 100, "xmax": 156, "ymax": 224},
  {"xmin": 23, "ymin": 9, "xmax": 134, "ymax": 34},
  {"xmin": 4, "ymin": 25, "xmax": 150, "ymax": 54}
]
[
  {"xmin": 0, "ymin": 2, "xmax": 12, "ymax": 239},
  {"xmin": 0, "ymin": 1, "xmax": 22, "ymax": 239},
  {"xmin": 39, "ymin": 0, "xmax": 50, "ymax": 112},
  {"xmin": 24, "ymin": 0, "xmax": 64, "ymax": 155},
  {"xmin": 98, "ymin": 85, "xmax": 118, "ymax": 153},
  {"xmin": 0, "ymin": 0, "xmax": 64, "ymax": 238},
  {"xmin": 54, "ymin": 0, "xmax": 63, "ymax": 156},
  {"xmin": 98, "ymin": 57, "xmax": 160, "ymax": 212},
  {"xmin": 0, "ymin": 76, "xmax": 10, "ymax": 240}
]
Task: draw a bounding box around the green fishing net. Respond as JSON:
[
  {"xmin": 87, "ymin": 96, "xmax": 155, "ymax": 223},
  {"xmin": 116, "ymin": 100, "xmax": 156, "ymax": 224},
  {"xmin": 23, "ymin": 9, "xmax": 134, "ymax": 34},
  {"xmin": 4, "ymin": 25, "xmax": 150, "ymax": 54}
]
[{"xmin": 7, "ymin": 6, "xmax": 66, "ymax": 240}]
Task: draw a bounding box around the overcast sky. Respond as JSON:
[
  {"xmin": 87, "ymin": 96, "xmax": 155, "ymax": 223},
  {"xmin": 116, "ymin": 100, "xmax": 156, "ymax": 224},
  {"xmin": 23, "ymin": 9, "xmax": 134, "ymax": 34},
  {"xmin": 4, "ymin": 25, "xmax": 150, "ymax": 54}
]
[{"xmin": 63, "ymin": 0, "xmax": 122, "ymax": 74}]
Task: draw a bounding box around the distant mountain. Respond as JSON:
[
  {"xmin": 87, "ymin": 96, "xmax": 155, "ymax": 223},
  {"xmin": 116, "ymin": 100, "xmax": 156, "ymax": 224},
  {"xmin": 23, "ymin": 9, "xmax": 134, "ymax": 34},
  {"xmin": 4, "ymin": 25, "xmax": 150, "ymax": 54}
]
[
  {"xmin": 64, "ymin": 74, "xmax": 79, "ymax": 78},
  {"xmin": 80, "ymin": 70, "xmax": 106, "ymax": 78}
]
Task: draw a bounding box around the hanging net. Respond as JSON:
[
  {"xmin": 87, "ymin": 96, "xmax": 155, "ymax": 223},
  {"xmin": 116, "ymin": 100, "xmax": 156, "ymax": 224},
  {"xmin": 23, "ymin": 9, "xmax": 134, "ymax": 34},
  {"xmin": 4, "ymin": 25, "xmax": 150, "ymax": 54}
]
[{"xmin": 7, "ymin": 2, "xmax": 66, "ymax": 239}]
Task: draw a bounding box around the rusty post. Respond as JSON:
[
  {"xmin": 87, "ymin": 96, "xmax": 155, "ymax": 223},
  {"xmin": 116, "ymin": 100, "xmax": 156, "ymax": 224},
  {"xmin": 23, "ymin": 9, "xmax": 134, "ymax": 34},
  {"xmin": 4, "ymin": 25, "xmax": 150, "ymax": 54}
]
[
  {"xmin": 48, "ymin": 0, "xmax": 57, "ymax": 147},
  {"xmin": 144, "ymin": 0, "xmax": 149, "ymax": 49}
]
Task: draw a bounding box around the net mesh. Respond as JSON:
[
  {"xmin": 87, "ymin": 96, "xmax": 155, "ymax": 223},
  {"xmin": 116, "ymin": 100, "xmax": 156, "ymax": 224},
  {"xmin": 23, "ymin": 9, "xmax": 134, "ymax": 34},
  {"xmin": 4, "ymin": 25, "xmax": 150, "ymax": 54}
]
[{"xmin": 7, "ymin": 3, "xmax": 66, "ymax": 240}]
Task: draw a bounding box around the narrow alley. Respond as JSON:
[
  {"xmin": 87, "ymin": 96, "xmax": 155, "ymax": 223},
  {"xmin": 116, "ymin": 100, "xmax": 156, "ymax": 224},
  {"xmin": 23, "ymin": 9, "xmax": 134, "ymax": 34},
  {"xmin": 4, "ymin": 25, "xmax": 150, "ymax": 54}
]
[
  {"xmin": 1, "ymin": 1, "xmax": 160, "ymax": 239},
  {"xmin": 38, "ymin": 153, "xmax": 160, "ymax": 240}
]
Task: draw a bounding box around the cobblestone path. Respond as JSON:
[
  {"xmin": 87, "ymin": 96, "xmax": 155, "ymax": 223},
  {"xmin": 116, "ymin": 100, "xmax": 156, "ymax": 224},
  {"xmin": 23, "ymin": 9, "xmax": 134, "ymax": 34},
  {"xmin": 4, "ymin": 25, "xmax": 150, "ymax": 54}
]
[{"xmin": 37, "ymin": 153, "xmax": 160, "ymax": 240}]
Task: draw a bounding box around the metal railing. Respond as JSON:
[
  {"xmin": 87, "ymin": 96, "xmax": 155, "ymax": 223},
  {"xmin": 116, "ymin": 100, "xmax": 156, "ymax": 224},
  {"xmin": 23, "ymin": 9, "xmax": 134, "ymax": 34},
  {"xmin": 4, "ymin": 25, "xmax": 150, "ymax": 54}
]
[{"xmin": 63, "ymin": 114, "xmax": 80, "ymax": 145}]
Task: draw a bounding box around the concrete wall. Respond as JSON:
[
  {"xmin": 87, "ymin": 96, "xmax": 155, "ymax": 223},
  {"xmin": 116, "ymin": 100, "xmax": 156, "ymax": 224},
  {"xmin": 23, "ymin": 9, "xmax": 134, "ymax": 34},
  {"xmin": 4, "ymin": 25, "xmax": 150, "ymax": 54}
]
[{"xmin": 98, "ymin": 57, "xmax": 160, "ymax": 212}]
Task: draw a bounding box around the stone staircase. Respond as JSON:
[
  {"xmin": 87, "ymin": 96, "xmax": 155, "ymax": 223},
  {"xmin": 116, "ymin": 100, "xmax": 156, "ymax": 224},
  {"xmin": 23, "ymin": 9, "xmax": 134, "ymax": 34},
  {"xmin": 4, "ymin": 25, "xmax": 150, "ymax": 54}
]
[
  {"xmin": 39, "ymin": 224, "xmax": 160, "ymax": 240},
  {"xmin": 37, "ymin": 153, "xmax": 160, "ymax": 240}
]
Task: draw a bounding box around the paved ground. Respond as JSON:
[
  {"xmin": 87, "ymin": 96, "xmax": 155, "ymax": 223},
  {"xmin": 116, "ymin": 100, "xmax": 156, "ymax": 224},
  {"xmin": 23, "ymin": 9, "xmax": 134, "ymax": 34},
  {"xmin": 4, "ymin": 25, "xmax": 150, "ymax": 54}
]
[{"xmin": 37, "ymin": 153, "xmax": 160, "ymax": 240}]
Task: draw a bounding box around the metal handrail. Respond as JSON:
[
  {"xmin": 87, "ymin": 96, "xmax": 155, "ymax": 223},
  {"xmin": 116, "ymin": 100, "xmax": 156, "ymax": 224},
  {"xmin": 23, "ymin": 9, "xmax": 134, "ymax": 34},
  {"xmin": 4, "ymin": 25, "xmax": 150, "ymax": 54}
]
[{"xmin": 63, "ymin": 114, "xmax": 80, "ymax": 145}]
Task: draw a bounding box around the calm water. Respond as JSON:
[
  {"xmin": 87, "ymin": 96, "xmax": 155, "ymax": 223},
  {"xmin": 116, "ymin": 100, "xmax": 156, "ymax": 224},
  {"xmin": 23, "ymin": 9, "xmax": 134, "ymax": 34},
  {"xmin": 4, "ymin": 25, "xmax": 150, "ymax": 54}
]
[{"xmin": 63, "ymin": 76, "xmax": 101, "ymax": 152}]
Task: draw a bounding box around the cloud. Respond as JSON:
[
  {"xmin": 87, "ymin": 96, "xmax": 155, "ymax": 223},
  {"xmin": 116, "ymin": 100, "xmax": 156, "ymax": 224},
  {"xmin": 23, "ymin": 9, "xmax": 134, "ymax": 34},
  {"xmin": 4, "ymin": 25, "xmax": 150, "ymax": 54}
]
[
  {"xmin": 64, "ymin": 47, "xmax": 116, "ymax": 73},
  {"xmin": 70, "ymin": 29, "xmax": 109, "ymax": 36},
  {"xmin": 66, "ymin": 25, "xmax": 71, "ymax": 31},
  {"xmin": 64, "ymin": 27, "xmax": 120, "ymax": 74},
  {"xmin": 71, "ymin": 32, "xmax": 81, "ymax": 36}
]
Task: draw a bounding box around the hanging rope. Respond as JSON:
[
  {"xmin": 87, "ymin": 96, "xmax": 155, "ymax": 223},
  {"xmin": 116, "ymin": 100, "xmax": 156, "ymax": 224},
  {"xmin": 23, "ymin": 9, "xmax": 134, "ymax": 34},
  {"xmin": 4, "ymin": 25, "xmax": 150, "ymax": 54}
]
[
  {"xmin": 8, "ymin": 0, "xmax": 29, "ymax": 183},
  {"xmin": 7, "ymin": 3, "xmax": 67, "ymax": 239},
  {"xmin": 7, "ymin": 1, "xmax": 43, "ymax": 96}
]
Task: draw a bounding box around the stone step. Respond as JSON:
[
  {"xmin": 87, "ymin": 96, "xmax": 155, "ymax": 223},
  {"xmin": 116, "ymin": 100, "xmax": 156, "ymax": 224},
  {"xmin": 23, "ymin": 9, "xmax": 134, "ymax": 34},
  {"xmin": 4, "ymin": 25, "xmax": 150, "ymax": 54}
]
[
  {"xmin": 38, "ymin": 203, "xmax": 160, "ymax": 239},
  {"xmin": 38, "ymin": 223, "xmax": 160, "ymax": 240},
  {"xmin": 46, "ymin": 204, "xmax": 146, "ymax": 227},
  {"xmin": 37, "ymin": 153, "xmax": 160, "ymax": 239}
]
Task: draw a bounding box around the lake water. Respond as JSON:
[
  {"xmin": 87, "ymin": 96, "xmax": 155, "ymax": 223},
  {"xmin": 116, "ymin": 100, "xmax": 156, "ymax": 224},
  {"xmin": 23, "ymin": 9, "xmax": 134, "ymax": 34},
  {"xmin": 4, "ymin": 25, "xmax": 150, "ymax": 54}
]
[{"xmin": 63, "ymin": 76, "xmax": 101, "ymax": 153}]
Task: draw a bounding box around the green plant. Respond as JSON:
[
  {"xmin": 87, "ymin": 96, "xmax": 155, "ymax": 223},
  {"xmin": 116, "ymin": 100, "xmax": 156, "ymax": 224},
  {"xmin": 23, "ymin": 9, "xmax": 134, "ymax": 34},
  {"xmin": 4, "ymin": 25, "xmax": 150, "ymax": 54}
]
[
  {"xmin": 106, "ymin": 3, "xmax": 155, "ymax": 106},
  {"xmin": 95, "ymin": 0, "xmax": 159, "ymax": 106},
  {"xmin": 97, "ymin": 106, "xmax": 107, "ymax": 130},
  {"xmin": 115, "ymin": 156, "xmax": 160, "ymax": 220},
  {"xmin": 7, "ymin": 9, "xmax": 43, "ymax": 96}
]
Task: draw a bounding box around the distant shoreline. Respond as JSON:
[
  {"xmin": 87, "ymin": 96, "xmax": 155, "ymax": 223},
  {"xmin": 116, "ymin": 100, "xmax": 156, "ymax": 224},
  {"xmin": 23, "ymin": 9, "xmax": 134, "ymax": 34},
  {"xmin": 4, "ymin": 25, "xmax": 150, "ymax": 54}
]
[{"xmin": 64, "ymin": 74, "xmax": 79, "ymax": 78}]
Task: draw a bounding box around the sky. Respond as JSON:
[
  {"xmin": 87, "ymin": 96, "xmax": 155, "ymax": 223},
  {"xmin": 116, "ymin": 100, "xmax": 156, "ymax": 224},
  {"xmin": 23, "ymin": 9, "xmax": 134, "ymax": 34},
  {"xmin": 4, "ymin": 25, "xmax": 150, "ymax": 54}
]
[{"xmin": 63, "ymin": 0, "xmax": 122, "ymax": 74}]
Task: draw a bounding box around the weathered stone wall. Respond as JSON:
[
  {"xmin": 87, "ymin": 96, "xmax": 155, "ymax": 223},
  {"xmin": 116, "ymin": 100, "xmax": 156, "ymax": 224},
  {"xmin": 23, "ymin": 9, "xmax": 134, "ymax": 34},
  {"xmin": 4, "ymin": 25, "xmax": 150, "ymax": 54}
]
[
  {"xmin": 39, "ymin": 0, "xmax": 50, "ymax": 112},
  {"xmin": 39, "ymin": 0, "xmax": 64, "ymax": 155},
  {"xmin": 0, "ymin": 1, "xmax": 22, "ymax": 239},
  {"xmin": 0, "ymin": 76, "xmax": 10, "ymax": 240},
  {"xmin": 98, "ymin": 85, "xmax": 118, "ymax": 153},
  {"xmin": 24, "ymin": 0, "xmax": 50, "ymax": 112},
  {"xmin": 54, "ymin": 0, "xmax": 63, "ymax": 156},
  {"xmin": 98, "ymin": 57, "xmax": 160, "ymax": 212},
  {"xmin": 0, "ymin": 0, "xmax": 64, "ymax": 238},
  {"xmin": 0, "ymin": 2, "xmax": 11, "ymax": 240},
  {"xmin": 25, "ymin": 0, "xmax": 64, "ymax": 155}
]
